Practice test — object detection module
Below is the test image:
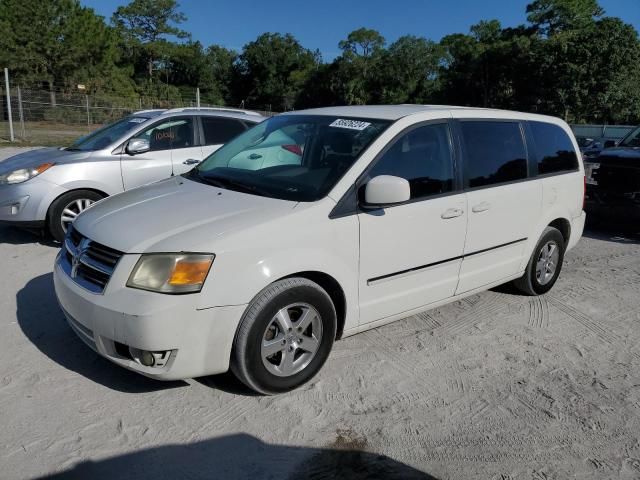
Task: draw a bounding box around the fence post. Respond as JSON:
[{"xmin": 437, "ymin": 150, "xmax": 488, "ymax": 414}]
[
  {"xmin": 85, "ymin": 94, "xmax": 90, "ymax": 126},
  {"xmin": 17, "ymin": 85, "xmax": 25, "ymax": 139},
  {"xmin": 4, "ymin": 68, "xmax": 14, "ymax": 141},
  {"xmin": 196, "ymin": 87, "xmax": 200, "ymax": 109}
]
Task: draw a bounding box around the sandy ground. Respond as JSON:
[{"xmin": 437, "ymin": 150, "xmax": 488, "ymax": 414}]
[{"xmin": 1, "ymin": 148, "xmax": 640, "ymax": 479}]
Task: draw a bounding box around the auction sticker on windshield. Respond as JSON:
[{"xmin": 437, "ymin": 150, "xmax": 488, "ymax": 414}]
[{"xmin": 329, "ymin": 119, "xmax": 372, "ymax": 131}]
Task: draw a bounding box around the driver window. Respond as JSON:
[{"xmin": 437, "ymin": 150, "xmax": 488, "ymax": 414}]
[
  {"xmin": 131, "ymin": 118, "xmax": 194, "ymax": 152},
  {"xmin": 368, "ymin": 123, "xmax": 454, "ymax": 200}
]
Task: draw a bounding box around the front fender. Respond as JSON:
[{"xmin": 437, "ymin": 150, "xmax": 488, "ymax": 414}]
[{"xmin": 199, "ymin": 214, "xmax": 360, "ymax": 332}]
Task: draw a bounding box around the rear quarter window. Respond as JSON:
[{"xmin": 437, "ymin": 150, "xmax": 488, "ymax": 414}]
[{"xmin": 529, "ymin": 121, "xmax": 579, "ymax": 175}]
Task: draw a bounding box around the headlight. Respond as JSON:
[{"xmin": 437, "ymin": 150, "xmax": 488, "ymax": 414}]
[
  {"xmin": 0, "ymin": 163, "xmax": 55, "ymax": 184},
  {"xmin": 127, "ymin": 253, "xmax": 214, "ymax": 294}
]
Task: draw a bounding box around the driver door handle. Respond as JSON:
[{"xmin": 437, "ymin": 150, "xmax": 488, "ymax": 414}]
[
  {"xmin": 441, "ymin": 208, "xmax": 464, "ymax": 219},
  {"xmin": 183, "ymin": 159, "xmax": 200, "ymax": 165},
  {"xmin": 472, "ymin": 201, "xmax": 491, "ymax": 213}
]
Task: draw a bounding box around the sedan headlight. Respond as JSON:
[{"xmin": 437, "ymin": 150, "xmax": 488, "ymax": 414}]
[
  {"xmin": 127, "ymin": 253, "xmax": 214, "ymax": 294},
  {"xmin": 0, "ymin": 162, "xmax": 55, "ymax": 184}
]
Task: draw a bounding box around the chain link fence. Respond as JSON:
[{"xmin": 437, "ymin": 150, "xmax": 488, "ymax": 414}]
[{"xmin": 0, "ymin": 73, "xmax": 274, "ymax": 146}]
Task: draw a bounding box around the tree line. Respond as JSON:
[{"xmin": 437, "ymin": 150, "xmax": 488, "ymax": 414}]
[{"xmin": 1, "ymin": 0, "xmax": 639, "ymax": 124}]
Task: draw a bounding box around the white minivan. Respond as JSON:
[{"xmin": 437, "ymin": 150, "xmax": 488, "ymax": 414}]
[{"xmin": 53, "ymin": 105, "xmax": 586, "ymax": 394}]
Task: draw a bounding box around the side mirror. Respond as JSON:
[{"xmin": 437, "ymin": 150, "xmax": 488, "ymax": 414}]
[
  {"xmin": 362, "ymin": 175, "xmax": 410, "ymax": 209},
  {"xmin": 604, "ymin": 140, "xmax": 616, "ymax": 149},
  {"xmin": 126, "ymin": 138, "xmax": 150, "ymax": 155}
]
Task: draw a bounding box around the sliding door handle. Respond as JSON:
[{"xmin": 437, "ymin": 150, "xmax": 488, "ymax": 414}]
[
  {"xmin": 441, "ymin": 208, "xmax": 464, "ymax": 219},
  {"xmin": 472, "ymin": 202, "xmax": 491, "ymax": 213}
]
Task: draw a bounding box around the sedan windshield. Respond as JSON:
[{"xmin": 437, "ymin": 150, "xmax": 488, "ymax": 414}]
[
  {"xmin": 67, "ymin": 116, "xmax": 150, "ymax": 151},
  {"xmin": 193, "ymin": 115, "xmax": 390, "ymax": 201},
  {"xmin": 619, "ymin": 126, "xmax": 640, "ymax": 148}
]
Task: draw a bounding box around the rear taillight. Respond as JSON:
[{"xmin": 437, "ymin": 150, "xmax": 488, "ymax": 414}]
[{"xmin": 281, "ymin": 144, "xmax": 302, "ymax": 156}]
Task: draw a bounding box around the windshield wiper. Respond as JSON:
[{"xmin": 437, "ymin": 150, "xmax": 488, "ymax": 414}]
[{"xmin": 195, "ymin": 172, "xmax": 274, "ymax": 198}]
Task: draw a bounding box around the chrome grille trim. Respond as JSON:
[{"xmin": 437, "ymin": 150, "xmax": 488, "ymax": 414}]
[{"xmin": 59, "ymin": 226, "xmax": 123, "ymax": 294}]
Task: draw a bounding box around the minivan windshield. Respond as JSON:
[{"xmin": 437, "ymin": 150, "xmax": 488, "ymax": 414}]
[
  {"xmin": 67, "ymin": 115, "xmax": 150, "ymax": 151},
  {"xmin": 193, "ymin": 115, "xmax": 390, "ymax": 201},
  {"xmin": 619, "ymin": 126, "xmax": 640, "ymax": 148}
]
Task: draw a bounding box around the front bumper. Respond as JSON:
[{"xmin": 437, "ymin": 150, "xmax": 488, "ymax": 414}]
[
  {"xmin": 53, "ymin": 253, "xmax": 246, "ymax": 380},
  {"xmin": 0, "ymin": 178, "xmax": 64, "ymax": 223}
]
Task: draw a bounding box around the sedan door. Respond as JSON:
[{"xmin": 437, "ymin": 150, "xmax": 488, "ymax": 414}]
[
  {"xmin": 197, "ymin": 116, "xmax": 251, "ymax": 160},
  {"xmin": 357, "ymin": 122, "xmax": 468, "ymax": 324},
  {"xmin": 121, "ymin": 117, "xmax": 196, "ymax": 190}
]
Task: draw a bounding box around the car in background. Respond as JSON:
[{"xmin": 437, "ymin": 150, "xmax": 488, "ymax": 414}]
[
  {"xmin": 0, "ymin": 108, "xmax": 264, "ymax": 241},
  {"xmin": 585, "ymin": 125, "xmax": 640, "ymax": 229},
  {"xmin": 577, "ymin": 137, "xmax": 605, "ymax": 160}
]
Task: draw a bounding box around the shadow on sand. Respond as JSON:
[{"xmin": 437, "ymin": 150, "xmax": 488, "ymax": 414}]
[
  {"xmin": 16, "ymin": 272, "xmax": 188, "ymax": 393},
  {"xmin": 39, "ymin": 433, "xmax": 438, "ymax": 480},
  {"xmin": 0, "ymin": 225, "xmax": 57, "ymax": 246},
  {"xmin": 16, "ymin": 273, "xmax": 266, "ymax": 396}
]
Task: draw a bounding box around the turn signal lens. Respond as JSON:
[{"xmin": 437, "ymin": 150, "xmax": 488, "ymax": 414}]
[
  {"xmin": 127, "ymin": 253, "xmax": 214, "ymax": 294},
  {"xmin": 168, "ymin": 259, "xmax": 212, "ymax": 286}
]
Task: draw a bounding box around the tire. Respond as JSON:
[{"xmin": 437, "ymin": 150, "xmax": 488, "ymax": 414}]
[
  {"xmin": 231, "ymin": 278, "xmax": 337, "ymax": 395},
  {"xmin": 513, "ymin": 226, "xmax": 566, "ymax": 296},
  {"xmin": 47, "ymin": 190, "xmax": 104, "ymax": 242}
]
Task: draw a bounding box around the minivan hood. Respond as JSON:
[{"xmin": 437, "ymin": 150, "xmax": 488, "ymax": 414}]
[
  {"xmin": 73, "ymin": 176, "xmax": 298, "ymax": 253},
  {"xmin": 0, "ymin": 147, "xmax": 93, "ymax": 175}
]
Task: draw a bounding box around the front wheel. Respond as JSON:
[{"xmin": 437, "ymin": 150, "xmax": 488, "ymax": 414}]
[
  {"xmin": 48, "ymin": 190, "xmax": 104, "ymax": 242},
  {"xmin": 513, "ymin": 226, "xmax": 566, "ymax": 295},
  {"xmin": 231, "ymin": 278, "xmax": 337, "ymax": 395}
]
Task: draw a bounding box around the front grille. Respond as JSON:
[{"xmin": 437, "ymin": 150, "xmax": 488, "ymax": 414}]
[{"xmin": 59, "ymin": 225, "xmax": 123, "ymax": 294}]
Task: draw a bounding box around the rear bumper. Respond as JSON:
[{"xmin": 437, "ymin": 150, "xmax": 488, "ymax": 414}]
[
  {"xmin": 53, "ymin": 253, "xmax": 246, "ymax": 380},
  {"xmin": 567, "ymin": 211, "xmax": 586, "ymax": 252}
]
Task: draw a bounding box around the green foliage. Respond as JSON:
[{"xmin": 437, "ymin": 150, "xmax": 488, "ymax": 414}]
[
  {"xmin": 112, "ymin": 0, "xmax": 189, "ymax": 82},
  {"xmin": 235, "ymin": 33, "xmax": 318, "ymax": 111},
  {"xmin": 0, "ymin": 0, "xmax": 135, "ymax": 95},
  {"xmin": 527, "ymin": 0, "xmax": 604, "ymax": 35},
  {"xmin": 1, "ymin": 0, "xmax": 640, "ymax": 123}
]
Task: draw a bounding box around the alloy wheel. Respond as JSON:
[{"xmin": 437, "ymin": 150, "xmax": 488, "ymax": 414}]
[
  {"xmin": 536, "ymin": 240, "xmax": 560, "ymax": 285},
  {"xmin": 60, "ymin": 198, "xmax": 96, "ymax": 232},
  {"xmin": 261, "ymin": 303, "xmax": 323, "ymax": 377}
]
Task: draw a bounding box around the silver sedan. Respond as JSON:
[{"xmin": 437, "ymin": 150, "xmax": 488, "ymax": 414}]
[{"xmin": 0, "ymin": 108, "xmax": 263, "ymax": 241}]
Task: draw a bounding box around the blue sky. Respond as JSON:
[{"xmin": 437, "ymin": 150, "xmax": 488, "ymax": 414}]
[{"xmin": 82, "ymin": 0, "xmax": 640, "ymax": 60}]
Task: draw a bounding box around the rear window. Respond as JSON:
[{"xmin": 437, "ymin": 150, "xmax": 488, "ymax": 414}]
[
  {"xmin": 202, "ymin": 117, "xmax": 248, "ymax": 145},
  {"xmin": 460, "ymin": 121, "xmax": 528, "ymax": 188},
  {"xmin": 529, "ymin": 121, "xmax": 579, "ymax": 175}
]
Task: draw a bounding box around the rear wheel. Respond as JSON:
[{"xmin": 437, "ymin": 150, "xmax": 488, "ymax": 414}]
[
  {"xmin": 513, "ymin": 226, "xmax": 565, "ymax": 295},
  {"xmin": 48, "ymin": 190, "xmax": 104, "ymax": 242},
  {"xmin": 231, "ymin": 278, "xmax": 337, "ymax": 395}
]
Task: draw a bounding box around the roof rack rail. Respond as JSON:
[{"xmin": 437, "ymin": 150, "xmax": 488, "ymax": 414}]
[
  {"xmin": 133, "ymin": 109, "xmax": 167, "ymax": 115},
  {"xmin": 163, "ymin": 107, "xmax": 263, "ymax": 116}
]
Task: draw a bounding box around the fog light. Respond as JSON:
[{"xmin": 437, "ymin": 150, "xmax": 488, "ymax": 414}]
[
  {"xmin": 140, "ymin": 350, "xmax": 156, "ymax": 367},
  {"xmin": 10, "ymin": 203, "xmax": 20, "ymax": 215}
]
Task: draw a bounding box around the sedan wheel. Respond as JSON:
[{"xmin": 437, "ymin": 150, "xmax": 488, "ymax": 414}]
[
  {"xmin": 60, "ymin": 198, "xmax": 96, "ymax": 233},
  {"xmin": 48, "ymin": 190, "xmax": 105, "ymax": 242}
]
